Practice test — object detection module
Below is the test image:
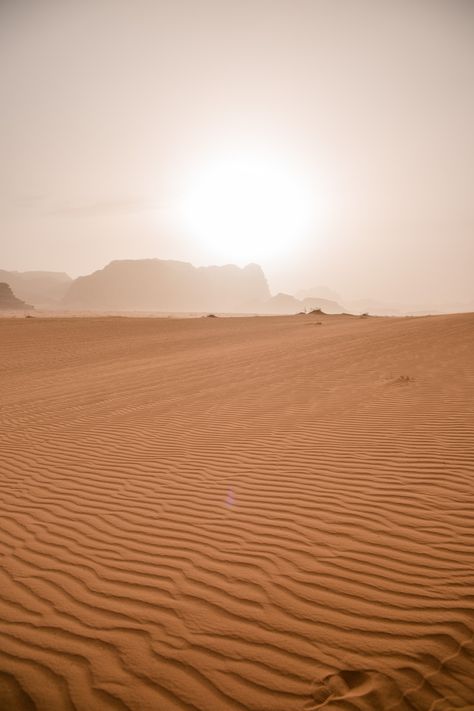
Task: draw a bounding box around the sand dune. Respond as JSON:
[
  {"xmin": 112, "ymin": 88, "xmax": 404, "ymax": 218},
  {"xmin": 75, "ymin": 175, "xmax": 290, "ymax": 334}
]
[{"xmin": 1, "ymin": 313, "xmax": 473, "ymax": 711}]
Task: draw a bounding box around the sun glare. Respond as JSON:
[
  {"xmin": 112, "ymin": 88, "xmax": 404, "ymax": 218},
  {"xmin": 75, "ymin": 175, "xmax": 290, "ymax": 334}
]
[{"xmin": 180, "ymin": 155, "xmax": 314, "ymax": 262}]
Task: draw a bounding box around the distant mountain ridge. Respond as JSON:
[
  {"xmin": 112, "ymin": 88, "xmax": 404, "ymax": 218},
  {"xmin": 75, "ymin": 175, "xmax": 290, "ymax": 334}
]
[
  {"xmin": 62, "ymin": 259, "xmax": 271, "ymax": 312},
  {"xmin": 0, "ymin": 270, "xmax": 72, "ymax": 307},
  {"xmin": 296, "ymin": 286, "xmax": 343, "ymax": 303},
  {"xmin": 2, "ymin": 263, "xmax": 472, "ymax": 315},
  {"xmin": 0, "ymin": 260, "xmax": 348, "ymax": 313},
  {"xmin": 253, "ymin": 292, "xmax": 344, "ymax": 314},
  {"xmin": 0, "ymin": 282, "xmax": 33, "ymax": 310}
]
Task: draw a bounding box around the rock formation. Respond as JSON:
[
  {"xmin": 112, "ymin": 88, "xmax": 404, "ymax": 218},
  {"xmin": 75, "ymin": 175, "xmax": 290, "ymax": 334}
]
[
  {"xmin": 0, "ymin": 282, "xmax": 34, "ymax": 310},
  {"xmin": 0, "ymin": 270, "xmax": 72, "ymax": 308},
  {"xmin": 62, "ymin": 259, "xmax": 271, "ymax": 312}
]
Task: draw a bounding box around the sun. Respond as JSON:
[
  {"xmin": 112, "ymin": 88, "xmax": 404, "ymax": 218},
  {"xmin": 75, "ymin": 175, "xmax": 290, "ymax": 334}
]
[{"xmin": 180, "ymin": 155, "xmax": 313, "ymax": 262}]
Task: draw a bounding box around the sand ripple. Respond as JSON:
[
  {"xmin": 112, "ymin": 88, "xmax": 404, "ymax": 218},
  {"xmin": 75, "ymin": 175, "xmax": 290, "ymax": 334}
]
[{"xmin": 1, "ymin": 313, "xmax": 473, "ymax": 710}]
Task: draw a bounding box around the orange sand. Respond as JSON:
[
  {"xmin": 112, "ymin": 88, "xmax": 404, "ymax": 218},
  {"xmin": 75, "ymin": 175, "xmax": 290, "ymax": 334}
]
[{"xmin": 1, "ymin": 313, "xmax": 473, "ymax": 710}]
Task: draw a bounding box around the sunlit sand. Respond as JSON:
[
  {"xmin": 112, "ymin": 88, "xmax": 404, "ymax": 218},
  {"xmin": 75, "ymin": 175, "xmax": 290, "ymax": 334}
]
[{"xmin": 1, "ymin": 313, "xmax": 473, "ymax": 710}]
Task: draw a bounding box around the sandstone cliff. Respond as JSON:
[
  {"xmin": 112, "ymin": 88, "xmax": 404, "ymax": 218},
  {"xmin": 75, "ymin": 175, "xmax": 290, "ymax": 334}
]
[
  {"xmin": 63, "ymin": 259, "xmax": 270, "ymax": 312},
  {"xmin": 0, "ymin": 282, "xmax": 34, "ymax": 310}
]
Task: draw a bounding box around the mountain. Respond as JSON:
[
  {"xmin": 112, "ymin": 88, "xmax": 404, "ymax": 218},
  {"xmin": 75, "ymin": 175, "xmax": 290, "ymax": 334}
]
[
  {"xmin": 63, "ymin": 259, "xmax": 270, "ymax": 311},
  {"xmin": 347, "ymin": 297, "xmax": 474, "ymax": 316},
  {"xmin": 252, "ymin": 292, "xmax": 345, "ymax": 315},
  {"xmin": 296, "ymin": 286, "xmax": 343, "ymax": 303},
  {"xmin": 260, "ymin": 293, "xmax": 303, "ymax": 314},
  {"xmin": 0, "ymin": 282, "xmax": 33, "ymax": 310},
  {"xmin": 0, "ymin": 270, "xmax": 72, "ymax": 308}
]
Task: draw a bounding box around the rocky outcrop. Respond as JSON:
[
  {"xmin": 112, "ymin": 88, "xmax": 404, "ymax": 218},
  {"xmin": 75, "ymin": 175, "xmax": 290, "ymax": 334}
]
[
  {"xmin": 0, "ymin": 270, "xmax": 72, "ymax": 308},
  {"xmin": 63, "ymin": 259, "xmax": 271, "ymax": 312},
  {"xmin": 0, "ymin": 283, "xmax": 33, "ymax": 310}
]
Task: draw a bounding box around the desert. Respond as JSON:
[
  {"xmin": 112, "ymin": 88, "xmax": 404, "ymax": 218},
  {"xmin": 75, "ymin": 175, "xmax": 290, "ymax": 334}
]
[
  {"xmin": 2, "ymin": 1, "xmax": 474, "ymax": 708},
  {"xmin": 1, "ymin": 312, "xmax": 473, "ymax": 710}
]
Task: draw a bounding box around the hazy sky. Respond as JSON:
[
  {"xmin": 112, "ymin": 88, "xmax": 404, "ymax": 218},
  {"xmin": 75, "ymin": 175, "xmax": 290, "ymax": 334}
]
[{"xmin": 1, "ymin": 0, "xmax": 473, "ymax": 305}]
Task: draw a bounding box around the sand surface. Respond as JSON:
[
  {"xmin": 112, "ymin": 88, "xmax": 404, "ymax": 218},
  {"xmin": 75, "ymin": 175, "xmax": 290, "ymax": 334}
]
[{"xmin": 1, "ymin": 313, "xmax": 473, "ymax": 711}]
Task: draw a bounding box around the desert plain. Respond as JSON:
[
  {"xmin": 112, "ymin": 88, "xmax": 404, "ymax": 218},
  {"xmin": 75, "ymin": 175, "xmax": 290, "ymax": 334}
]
[{"xmin": 0, "ymin": 312, "xmax": 473, "ymax": 711}]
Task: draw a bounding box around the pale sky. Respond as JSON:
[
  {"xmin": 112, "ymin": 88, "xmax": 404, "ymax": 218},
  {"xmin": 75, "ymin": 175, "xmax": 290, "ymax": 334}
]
[{"xmin": 1, "ymin": 0, "xmax": 473, "ymax": 305}]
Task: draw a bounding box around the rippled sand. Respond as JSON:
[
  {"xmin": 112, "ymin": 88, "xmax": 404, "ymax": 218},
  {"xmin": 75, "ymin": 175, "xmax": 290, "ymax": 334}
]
[{"xmin": 1, "ymin": 313, "xmax": 473, "ymax": 710}]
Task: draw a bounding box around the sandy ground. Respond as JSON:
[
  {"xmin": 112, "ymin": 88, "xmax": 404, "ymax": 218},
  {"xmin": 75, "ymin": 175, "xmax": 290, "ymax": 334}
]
[{"xmin": 1, "ymin": 313, "xmax": 473, "ymax": 711}]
